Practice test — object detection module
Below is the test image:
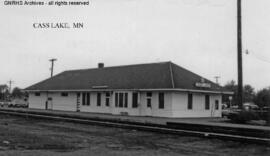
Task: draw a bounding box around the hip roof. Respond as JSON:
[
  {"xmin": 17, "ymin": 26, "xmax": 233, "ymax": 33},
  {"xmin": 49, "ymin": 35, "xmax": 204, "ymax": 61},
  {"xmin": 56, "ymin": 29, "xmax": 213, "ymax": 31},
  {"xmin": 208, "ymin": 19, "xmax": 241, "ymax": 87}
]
[{"xmin": 25, "ymin": 61, "xmax": 226, "ymax": 92}]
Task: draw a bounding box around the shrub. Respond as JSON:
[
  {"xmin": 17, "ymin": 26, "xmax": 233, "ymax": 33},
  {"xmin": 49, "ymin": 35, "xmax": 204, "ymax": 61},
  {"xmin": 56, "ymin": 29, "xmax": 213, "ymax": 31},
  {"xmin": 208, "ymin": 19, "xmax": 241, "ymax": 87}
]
[{"xmin": 228, "ymin": 111, "xmax": 260, "ymax": 124}]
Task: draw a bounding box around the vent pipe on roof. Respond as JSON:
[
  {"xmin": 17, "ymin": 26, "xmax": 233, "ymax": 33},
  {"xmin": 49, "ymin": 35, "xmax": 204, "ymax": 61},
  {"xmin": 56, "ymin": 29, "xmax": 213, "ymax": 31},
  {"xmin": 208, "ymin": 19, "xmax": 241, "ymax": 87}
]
[{"xmin": 98, "ymin": 63, "xmax": 104, "ymax": 68}]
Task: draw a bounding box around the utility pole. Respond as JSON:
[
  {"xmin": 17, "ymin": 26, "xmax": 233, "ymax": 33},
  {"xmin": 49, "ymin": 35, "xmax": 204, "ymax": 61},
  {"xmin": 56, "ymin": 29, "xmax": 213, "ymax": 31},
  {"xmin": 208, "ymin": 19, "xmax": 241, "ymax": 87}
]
[
  {"xmin": 7, "ymin": 80, "xmax": 14, "ymax": 93},
  {"xmin": 49, "ymin": 58, "xmax": 57, "ymax": 77},
  {"xmin": 7, "ymin": 80, "xmax": 14, "ymax": 100},
  {"xmin": 214, "ymin": 76, "xmax": 220, "ymax": 84},
  {"xmin": 237, "ymin": 0, "xmax": 243, "ymax": 108}
]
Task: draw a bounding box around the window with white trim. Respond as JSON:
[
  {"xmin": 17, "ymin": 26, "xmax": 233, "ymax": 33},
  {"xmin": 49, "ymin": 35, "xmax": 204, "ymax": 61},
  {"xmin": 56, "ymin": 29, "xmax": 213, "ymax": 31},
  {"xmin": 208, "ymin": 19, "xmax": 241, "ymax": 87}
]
[
  {"xmin": 146, "ymin": 92, "xmax": 152, "ymax": 108},
  {"xmin": 105, "ymin": 92, "xmax": 110, "ymax": 107},
  {"xmin": 35, "ymin": 92, "xmax": 40, "ymax": 96},
  {"xmin": 86, "ymin": 93, "xmax": 90, "ymax": 106},
  {"xmin": 115, "ymin": 92, "xmax": 128, "ymax": 108},
  {"xmin": 97, "ymin": 93, "xmax": 101, "ymax": 106},
  {"xmin": 132, "ymin": 93, "xmax": 138, "ymax": 108},
  {"xmin": 205, "ymin": 95, "xmax": 210, "ymax": 110},
  {"xmin": 188, "ymin": 93, "xmax": 193, "ymax": 110},
  {"xmin": 159, "ymin": 92, "xmax": 164, "ymax": 109},
  {"xmin": 61, "ymin": 92, "xmax": 68, "ymax": 97},
  {"xmin": 82, "ymin": 93, "xmax": 90, "ymax": 106}
]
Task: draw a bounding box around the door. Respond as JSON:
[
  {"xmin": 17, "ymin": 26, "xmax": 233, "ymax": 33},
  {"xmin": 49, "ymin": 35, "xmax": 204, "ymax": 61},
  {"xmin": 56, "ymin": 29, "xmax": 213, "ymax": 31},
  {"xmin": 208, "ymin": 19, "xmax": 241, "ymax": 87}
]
[
  {"xmin": 210, "ymin": 102, "xmax": 215, "ymax": 117},
  {"xmin": 213, "ymin": 100, "xmax": 220, "ymax": 117},
  {"xmin": 145, "ymin": 97, "xmax": 152, "ymax": 116},
  {"xmin": 46, "ymin": 97, "xmax": 53, "ymax": 110},
  {"xmin": 142, "ymin": 92, "xmax": 152, "ymax": 116}
]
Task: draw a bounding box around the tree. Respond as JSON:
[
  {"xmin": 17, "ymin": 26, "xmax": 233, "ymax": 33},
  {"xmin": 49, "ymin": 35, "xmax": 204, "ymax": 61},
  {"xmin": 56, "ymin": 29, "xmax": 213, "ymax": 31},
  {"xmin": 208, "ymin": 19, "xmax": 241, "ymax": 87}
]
[
  {"xmin": 222, "ymin": 80, "xmax": 255, "ymax": 107},
  {"xmin": 223, "ymin": 80, "xmax": 239, "ymax": 106},
  {"xmin": 254, "ymin": 87, "xmax": 270, "ymax": 108},
  {"xmin": 11, "ymin": 87, "xmax": 25, "ymax": 99},
  {"xmin": 243, "ymin": 84, "xmax": 255, "ymax": 103}
]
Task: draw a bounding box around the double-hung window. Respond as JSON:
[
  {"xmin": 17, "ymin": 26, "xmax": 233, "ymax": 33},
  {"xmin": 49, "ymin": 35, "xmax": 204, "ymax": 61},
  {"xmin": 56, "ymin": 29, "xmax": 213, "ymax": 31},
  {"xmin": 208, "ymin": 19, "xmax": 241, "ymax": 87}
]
[
  {"xmin": 146, "ymin": 92, "xmax": 152, "ymax": 108},
  {"xmin": 97, "ymin": 93, "xmax": 101, "ymax": 106},
  {"xmin": 159, "ymin": 92, "xmax": 164, "ymax": 109},
  {"xmin": 105, "ymin": 92, "xmax": 110, "ymax": 107},
  {"xmin": 132, "ymin": 93, "xmax": 138, "ymax": 108},
  {"xmin": 115, "ymin": 92, "xmax": 128, "ymax": 108},
  {"xmin": 205, "ymin": 95, "xmax": 210, "ymax": 110},
  {"xmin": 188, "ymin": 93, "xmax": 193, "ymax": 110},
  {"xmin": 82, "ymin": 93, "xmax": 90, "ymax": 106}
]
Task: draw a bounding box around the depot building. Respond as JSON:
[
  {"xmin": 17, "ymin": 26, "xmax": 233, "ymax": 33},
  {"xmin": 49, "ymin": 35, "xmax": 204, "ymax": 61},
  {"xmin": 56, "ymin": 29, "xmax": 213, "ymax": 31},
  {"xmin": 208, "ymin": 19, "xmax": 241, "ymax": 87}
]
[{"xmin": 25, "ymin": 62, "xmax": 232, "ymax": 118}]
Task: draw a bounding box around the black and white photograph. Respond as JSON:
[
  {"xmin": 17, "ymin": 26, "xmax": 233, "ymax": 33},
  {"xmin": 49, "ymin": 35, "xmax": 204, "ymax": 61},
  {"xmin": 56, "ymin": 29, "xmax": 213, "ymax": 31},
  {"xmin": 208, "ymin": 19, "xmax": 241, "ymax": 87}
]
[{"xmin": 0, "ymin": 0, "xmax": 270, "ymax": 155}]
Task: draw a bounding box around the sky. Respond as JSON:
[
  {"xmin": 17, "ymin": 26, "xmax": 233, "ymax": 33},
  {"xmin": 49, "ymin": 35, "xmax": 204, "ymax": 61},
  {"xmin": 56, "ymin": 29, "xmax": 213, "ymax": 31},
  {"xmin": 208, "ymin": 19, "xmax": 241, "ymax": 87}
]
[{"xmin": 0, "ymin": 0, "xmax": 270, "ymax": 91}]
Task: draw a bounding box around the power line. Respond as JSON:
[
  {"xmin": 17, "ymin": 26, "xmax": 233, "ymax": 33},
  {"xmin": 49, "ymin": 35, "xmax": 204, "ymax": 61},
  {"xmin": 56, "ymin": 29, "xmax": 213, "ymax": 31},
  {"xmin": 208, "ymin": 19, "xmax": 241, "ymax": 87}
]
[{"xmin": 245, "ymin": 50, "xmax": 270, "ymax": 64}]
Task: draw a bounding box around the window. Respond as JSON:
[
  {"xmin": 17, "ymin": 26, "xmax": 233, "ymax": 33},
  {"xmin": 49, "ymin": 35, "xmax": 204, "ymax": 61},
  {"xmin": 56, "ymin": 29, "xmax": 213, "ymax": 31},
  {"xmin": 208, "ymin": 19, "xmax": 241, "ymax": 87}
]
[
  {"xmin": 188, "ymin": 93, "xmax": 193, "ymax": 110},
  {"xmin": 119, "ymin": 93, "xmax": 123, "ymax": 107},
  {"xmin": 97, "ymin": 93, "xmax": 101, "ymax": 106},
  {"xmin": 115, "ymin": 92, "xmax": 128, "ymax": 108},
  {"xmin": 35, "ymin": 92, "xmax": 40, "ymax": 96},
  {"xmin": 82, "ymin": 93, "xmax": 86, "ymax": 106},
  {"xmin": 124, "ymin": 93, "xmax": 128, "ymax": 108},
  {"xmin": 106, "ymin": 92, "xmax": 110, "ymax": 106},
  {"xmin": 86, "ymin": 93, "xmax": 90, "ymax": 106},
  {"xmin": 132, "ymin": 93, "xmax": 138, "ymax": 108},
  {"xmin": 146, "ymin": 92, "xmax": 152, "ymax": 108},
  {"xmin": 61, "ymin": 92, "xmax": 68, "ymax": 97},
  {"xmin": 159, "ymin": 92, "xmax": 164, "ymax": 109},
  {"xmin": 215, "ymin": 100, "xmax": 219, "ymax": 110},
  {"xmin": 115, "ymin": 93, "xmax": 118, "ymax": 107},
  {"xmin": 205, "ymin": 95, "xmax": 210, "ymax": 110},
  {"xmin": 82, "ymin": 93, "xmax": 90, "ymax": 106}
]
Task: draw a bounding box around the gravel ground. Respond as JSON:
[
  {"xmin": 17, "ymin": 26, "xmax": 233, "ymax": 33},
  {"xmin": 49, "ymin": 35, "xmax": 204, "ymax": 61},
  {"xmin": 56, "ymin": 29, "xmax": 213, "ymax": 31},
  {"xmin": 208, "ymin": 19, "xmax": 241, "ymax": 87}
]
[{"xmin": 0, "ymin": 114, "xmax": 269, "ymax": 156}]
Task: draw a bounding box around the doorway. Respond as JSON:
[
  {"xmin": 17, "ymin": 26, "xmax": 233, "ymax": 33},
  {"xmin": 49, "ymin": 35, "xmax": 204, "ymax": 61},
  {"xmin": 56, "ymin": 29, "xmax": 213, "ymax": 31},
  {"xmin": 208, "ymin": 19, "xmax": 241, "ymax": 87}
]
[{"xmin": 46, "ymin": 97, "xmax": 53, "ymax": 110}]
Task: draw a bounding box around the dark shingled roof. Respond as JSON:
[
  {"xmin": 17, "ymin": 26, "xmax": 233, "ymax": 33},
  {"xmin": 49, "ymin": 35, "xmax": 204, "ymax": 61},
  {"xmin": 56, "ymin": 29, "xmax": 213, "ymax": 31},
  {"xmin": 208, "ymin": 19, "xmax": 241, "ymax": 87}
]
[{"xmin": 25, "ymin": 62, "xmax": 225, "ymax": 92}]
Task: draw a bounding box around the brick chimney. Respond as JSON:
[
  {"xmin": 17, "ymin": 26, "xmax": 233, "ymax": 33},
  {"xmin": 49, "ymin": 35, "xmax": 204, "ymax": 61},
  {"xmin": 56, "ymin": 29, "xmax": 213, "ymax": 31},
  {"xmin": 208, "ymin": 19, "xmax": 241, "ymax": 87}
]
[{"xmin": 98, "ymin": 63, "xmax": 104, "ymax": 68}]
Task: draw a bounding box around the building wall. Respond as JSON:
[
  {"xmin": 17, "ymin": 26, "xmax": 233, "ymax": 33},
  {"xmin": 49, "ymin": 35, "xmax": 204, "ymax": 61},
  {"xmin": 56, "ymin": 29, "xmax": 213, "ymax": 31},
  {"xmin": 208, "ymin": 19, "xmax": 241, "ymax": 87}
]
[
  {"xmin": 111, "ymin": 91, "xmax": 140, "ymax": 116},
  {"xmin": 29, "ymin": 92, "xmax": 77, "ymax": 111},
  {"xmin": 49, "ymin": 92, "xmax": 77, "ymax": 111},
  {"xmin": 29, "ymin": 93, "xmax": 47, "ymax": 109},
  {"xmin": 28, "ymin": 91, "xmax": 222, "ymax": 118},
  {"xmin": 171, "ymin": 92, "xmax": 222, "ymax": 118},
  {"xmin": 139, "ymin": 92, "xmax": 173, "ymax": 117},
  {"xmin": 80, "ymin": 92, "xmax": 111, "ymax": 114},
  {"xmin": 210, "ymin": 94, "xmax": 222, "ymax": 117}
]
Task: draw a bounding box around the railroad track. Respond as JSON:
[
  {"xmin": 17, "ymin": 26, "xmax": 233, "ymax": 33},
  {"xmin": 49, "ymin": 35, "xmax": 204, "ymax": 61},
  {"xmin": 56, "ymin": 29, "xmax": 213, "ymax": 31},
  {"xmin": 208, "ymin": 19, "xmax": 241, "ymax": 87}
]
[{"xmin": 0, "ymin": 109, "xmax": 270, "ymax": 144}]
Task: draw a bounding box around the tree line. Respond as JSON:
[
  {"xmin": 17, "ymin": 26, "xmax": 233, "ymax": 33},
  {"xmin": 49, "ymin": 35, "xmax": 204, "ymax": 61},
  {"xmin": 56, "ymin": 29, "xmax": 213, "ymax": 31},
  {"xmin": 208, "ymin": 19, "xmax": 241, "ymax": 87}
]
[
  {"xmin": 222, "ymin": 80, "xmax": 270, "ymax": 108},
  {"xmin": 0, "ymin": 87, "xmax": 27, "ymax": 101}
]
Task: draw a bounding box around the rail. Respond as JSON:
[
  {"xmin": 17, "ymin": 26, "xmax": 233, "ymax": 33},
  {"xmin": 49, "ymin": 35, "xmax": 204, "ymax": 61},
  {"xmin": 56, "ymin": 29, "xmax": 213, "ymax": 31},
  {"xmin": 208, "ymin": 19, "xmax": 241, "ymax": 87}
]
[{"xmin": 0, "ymin": 110, "xmax": 270, "ymax": 144}]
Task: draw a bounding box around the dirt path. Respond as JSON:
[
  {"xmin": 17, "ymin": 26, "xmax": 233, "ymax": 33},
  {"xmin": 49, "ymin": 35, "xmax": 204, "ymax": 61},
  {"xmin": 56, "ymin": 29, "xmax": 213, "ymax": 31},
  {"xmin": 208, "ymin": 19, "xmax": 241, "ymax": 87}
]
[{"xmin": 0, "ymin": 114, "xmax": 269, "ymax": 156}]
